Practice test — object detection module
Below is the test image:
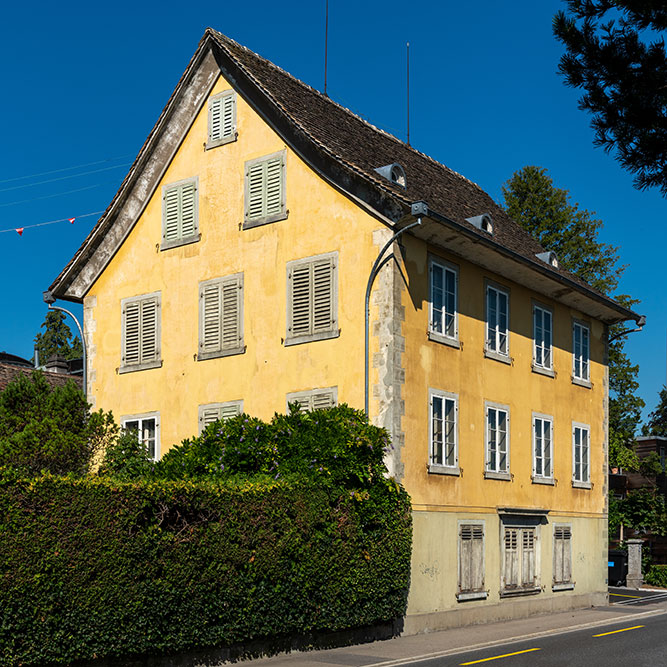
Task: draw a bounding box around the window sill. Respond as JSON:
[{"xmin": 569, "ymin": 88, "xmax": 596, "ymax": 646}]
[
  {"xmin": 427, "ymin": 331, "xmax": 461, "ymax": 349},
  {"xmin": 484, "ymin": 470, "xmax": 511, "ymax": 481},
  {"xmin": 553, "ymin": 583, "xmax": 575, "ymax": 592},
  {"xmin": 484, "ymin": 349, "xmax": 511, "ymax": 365},
  {"xmin": 572, "ymin": 376, "xmax": 592, "ymax": 389},
  {"xmin": 160, "ymin": 233, "xmax": 201, "ymax": 251},
  {"xmin": 500, "ymin": 587, "xmax": 541, "ymax": 599},
  {"xmin": 197, "ymin": 346, "xmax": 245, "ymax": 361},
  {"xmin": 243, "ymin": 211, "xmax": 288, "ymax": 230},
  {"xmin": 428, "ymin": 464, "xmax": 460, "ymax": 476},
  {"xmin": 119, "ymin": 360, "xmax": 163, "ymax": 374},
  {"xmin": 457, "ymin": 591, "xmax": 488, "ymax": 602},
  {"xmin": 532, "ymin": 476, "xmax": 555, "ymax": 486},
  {"xmin": 205, "ymin": 133, "xmax": 237, "ymax": 150},
  {"xmin": 532, "ymin": 364, "xmax": 555, "ymax": 378},
  {"xmin": 572, "ymin": 480, "xmax": 592, "ymax": 490},
  {"xmin": 284, "ymin": 329, "xmax": 340, "ymax": 347}
]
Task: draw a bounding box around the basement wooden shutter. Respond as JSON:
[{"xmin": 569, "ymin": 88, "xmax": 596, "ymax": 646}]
[
  {"xmin": 459, "ymin": 525, "xmax": 484, "ymax": 593},
  {"xmin": 122, "ymin": 294, "xmax": 160, "ymax": 367},
  {"xmin": 208, "ymin": 92, "xmax": 236, "ymax": 144},
  {"xmin": 288, "ymin": 388, "xmax": 337, "ymax": 413},
  {"xmin": 199, "ymin": 401, "xmax": 243, "ymax": 433},
  {"xmin": 199, "ymin": 275, "xmax": 243, "ymax": 357},
  {"xmin": 554, "ymin": 526, "xmax": 572, "ymax": 584},
  {"xmin": 521, "ymin": 529, "xmax": 536, "ymax": 587},
  {"xmin": 163, "ymin": 179, "xmax": 198, "ymax": 242},
  {"xmin": 503, "ymin": 528, "xmax": 519, "ymax": 589},
  {"xmin": 245, "ymin": 152, "xmax": 286, "ymax": 224},
  {"xmin": 288, "ymin": 254, "xmax": 336, "ymax": 340}
]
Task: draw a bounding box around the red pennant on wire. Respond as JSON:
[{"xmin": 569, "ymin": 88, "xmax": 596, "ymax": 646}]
[
  {"xmin": 68, "ymin": 218, "xmax": 75, "ymax": 224},
  {"xmin": 16, "ymin": 228, "xmax": 23, "ymax": 236}
]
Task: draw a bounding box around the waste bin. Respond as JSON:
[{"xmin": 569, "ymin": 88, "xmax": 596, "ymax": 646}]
[{"xmin": 608, "ymin": 549, "xmax": 628, "ymax": 586}]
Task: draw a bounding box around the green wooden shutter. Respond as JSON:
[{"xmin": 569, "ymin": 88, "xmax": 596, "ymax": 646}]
[
  {"xmin": 201, "ymin": 282, "xmax": 222, "ymax": 353},
  {"xmin": 220, "ymin": 402, "xmax": 241, "ymax": 419},
  {"xmin": 313, "ymin": 257, "xmax": 334, "ymax": 333},
  {"xmin": 140, "ymin": 298, "xmax": 158, "ymax": 363},
  {"xmin": 221, "ymin": 93, "xmax": 235, "ymax": 139},
  {"xmin": 209, "ymin": 96, "xmax": 223, "ymax": 143},
  {"xmin": 123, "ymin": 302, "xmax": 141, "ymax": 365},
  {"xmin": 246, "ymin": 162, "xmax": 265, "ymax": 221},
  {"xmin": 180, "ymin": 181, "xmax": 196, "ymax": 238},
  {"xmin": 163, "ymin": 187, "xmax": 180, "ymax": 241},
  {"xmin": 312, "ymin": 390, "xmax": 335, "ymax": 410},
  {"xmin": 290, "ymin": 263, "xmax": 312, "ymax": 336},
  {"xmin": 221, "ymin": 277, "xmax": 241, "ymax": 351},
  {"xmin": 265, "ymin": 155, "xmax": 283, "ymax": 217}
]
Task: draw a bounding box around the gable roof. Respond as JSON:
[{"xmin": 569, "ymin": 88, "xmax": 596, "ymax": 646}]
[
  {"xmin": 49, "ymin": 29, "xmax": 641, "ymax": 326},
  {"xmin": 0, "ymin": 363, "xmax": 83, "ymax": 393}
]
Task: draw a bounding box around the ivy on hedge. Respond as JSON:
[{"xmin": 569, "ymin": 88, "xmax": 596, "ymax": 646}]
[{"xmin": 0, "ymin": 471, "xmax": 412, "ymax": 665}]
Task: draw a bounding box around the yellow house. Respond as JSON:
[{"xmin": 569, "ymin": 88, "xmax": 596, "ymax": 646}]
[{"xmin": 48, "ymin": 29, "xmax": 643, "ymax": 633}]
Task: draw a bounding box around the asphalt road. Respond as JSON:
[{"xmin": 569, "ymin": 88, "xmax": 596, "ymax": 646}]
[
  {"xmin": 609, "ymin": 586, "xmax": 667, "ymax": 607},
  {"xmin": 419, "ymin": 608, "xmax": 666, "ymax": 667}
]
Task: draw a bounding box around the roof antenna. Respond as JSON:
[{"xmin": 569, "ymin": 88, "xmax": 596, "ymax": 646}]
[
  {"xmin": 324, "ymin": 0, "xmax": 329, "ymax": 96},
  {"xmin": 406, "ymin": 41, "xmax": 410, "ymax": 146}
]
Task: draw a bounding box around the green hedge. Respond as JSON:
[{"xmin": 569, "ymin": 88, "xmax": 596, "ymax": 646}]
[
  {"xmin": 645, "ymin": 564, "xmax": 667, "ymax": 588},
  {"xmin": 0, "ymin": 473, "xmax": 411, "ymax": 665}
]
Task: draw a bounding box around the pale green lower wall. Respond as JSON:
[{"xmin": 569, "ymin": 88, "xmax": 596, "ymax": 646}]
[{"xmin": 405, "ymin": 510, "xmax": 608, "ymax": 634}]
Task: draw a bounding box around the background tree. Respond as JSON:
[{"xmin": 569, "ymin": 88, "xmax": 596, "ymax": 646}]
[
  {"xmin": 642, "ymin": 386, "xmax": 667, "ymax": 437},
  {"xmin": 553, "ymin": 1, "xmax": 667, "ymax": 195},
  {"xmin": 502, "ymin": 165, "xmax": 644, "ymax": 464},
  {"xmin": 34, "ymin": 310, "xmax": 83, "ymax": 363}
]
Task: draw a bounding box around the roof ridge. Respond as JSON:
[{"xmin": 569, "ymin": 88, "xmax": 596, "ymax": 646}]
[{"xmin": 208, "ymin": 29, "xmax": 485, "ymax": 195}]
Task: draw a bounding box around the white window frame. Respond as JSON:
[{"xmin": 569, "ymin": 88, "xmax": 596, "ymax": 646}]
[
  {"xmin": 119, "ymin": 291, "xmax": 162, "ymax": 374},
  {"xmin": 197, "ymin": 273, "xmax": 245, "ymax": 361},
  {"xmin": 457, "ymin": 521, "xmax": 487, "ymax": 601},
  {"xmin": 485, "ymin": 281, "xmax": 510, "ymax": 363},
  {"xmin": 532, "ymin": 413, "xmax": 554, "ymax": 485},
  {"xmin": 285, "ymin": 251, "xmax": 339, "ymax": 346},
  {"xmin": 206, "ymin": 89, "xmax": 237, "ymax": 149},
  {"xmin": 428, "ymin": 389, "xmax": 459, "ymax": 475},
  {"xmin": 198, "ymin": 400, "xmax": 244, "ymax": 434},
  {"xmin": 286, "ymin": 387, "xmax": 338, "ymax": 412},
  {"xmin": 572, "ymin": 320, "xmax": 591, "ymax": 386},
  {"xmin": 485, "ymin": 401, "xmax": 510, "ymax": 480},
  {"xmin": 553, "ymin": 524, "xmax": 574, "ymax": 591},
  {"xmin": 500, "ymin": 524, "xmax": 540, "ymax": 596},
  {"xmin": 243, "ymin": 150, "xmax": 287, "ymax": 229},
  {"xmin": 428, "ymin": 257, "xmax": 459, "ymax": 347},
  {"xmin": 161, "ymin": 176, "xmax": 200, "ymax": 250},
  {"xmin": 121, "ymin": 412, "xmax": 160, "ymax": 461},
  {"xmin": 572, "ymin": 422, "xmax": 591, "ymax": 488},
  {"xmin": 532, "ymin": 302, "xmax": 554, "ymax": 376}
]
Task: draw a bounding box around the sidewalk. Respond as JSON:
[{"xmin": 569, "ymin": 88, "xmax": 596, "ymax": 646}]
[{"xmin": 238, "ymin": 603, "xmax": 665, "ymax": 667}]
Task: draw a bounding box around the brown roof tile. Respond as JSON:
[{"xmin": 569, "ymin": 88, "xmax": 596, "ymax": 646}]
[{"xmin": 0, "ymin": 363, "xmax": 83, "ymax": 393}]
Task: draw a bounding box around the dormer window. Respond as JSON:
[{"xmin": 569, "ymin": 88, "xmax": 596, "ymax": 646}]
[
  {"xmin": 374, "ymin": 162, "xmax": 407, "ymax": 189},
  {"xmin": 465, "ymin": 214, "xmax": 494, "ymax": 235},
  {"xmin": 536, "ymin": 251, "xmax": 559, "ymax": 268}
]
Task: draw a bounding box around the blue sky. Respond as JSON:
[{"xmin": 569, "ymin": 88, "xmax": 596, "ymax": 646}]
[{"xmin": 1, "ymin": 1, "xmax": 664, "ymax": 421}]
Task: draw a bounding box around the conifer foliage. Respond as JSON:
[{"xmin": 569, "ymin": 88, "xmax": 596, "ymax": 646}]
[{"xmin": 554, "ymin": 1, "xmax": 667, "ymax": 195}]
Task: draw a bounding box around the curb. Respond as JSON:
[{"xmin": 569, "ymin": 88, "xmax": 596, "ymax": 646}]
[{"xmin": 367, "ymin": 608, "xmax": 666, "ymax": 667}]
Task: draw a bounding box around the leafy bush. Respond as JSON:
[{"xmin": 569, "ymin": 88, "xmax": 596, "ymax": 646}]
[
  {"xmin": 98, "ymin": 428, "xmax": 155, "ymax": 479},
  {"xmin": 645, "ymin": 564, "xmax": 667, "ymax": 588},
  {"xmin": 0, "ymin": 372, "xmax": 116, "ymax": 475},
  {"xmin": 0, "ymin": 473, "xmax": 412, "ymax": 665},
  {"xmin": 157, "ymin": 404, "xmax": 390, "ymax": 488}
]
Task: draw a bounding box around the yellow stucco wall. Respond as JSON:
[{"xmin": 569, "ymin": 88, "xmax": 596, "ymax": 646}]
[
  {"xmin": 85, "ymin": 74, "xmax": 385, "ymax": 450},
  {"xmin": 398, "ymin": 235, "xmax": 607, "ymax": 517}
]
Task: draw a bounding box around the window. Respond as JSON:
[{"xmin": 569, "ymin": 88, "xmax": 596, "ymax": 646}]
[
  {"xmin": 553, "ymin": 525, "xmax": 573, "ymax": 590},
  {"xmin": 458, "ymin": 523, "xmax": 486, "ymax": 600},
  {"xmin": 207, "ymin": 90, "xmax": 236, "ymax": 148},
  {"xmin": 429, "ymin": 258, "xmax": 458, "ymax": 344},
  {"xmin": 485, "ymin": 403, "xmax": 510, "ymax": 479},
  {"xmin": 572, "ymin": 422, "xmax": 590, "ymax": 487},
  {"xmin": 198, "ymin": 273, "xmax": 244, "ymax": 360},
  {"xmin": 286, "ymin": 387, "xmax": 337, "ymax": 413},
  {"xmin": 122, "ymin": 413, "xmax": 159, "ymax": 461},
  {"xmin": 286, "ymin": 252, "xmax": 338, "ymax": 345},
  {"xmin": 120, "ymin": 292, "xmax": 161, "ymax": 373},
  {"xmin": 485, "ymin": 283, "xmax": 509, "ymax": 360},
  {"xmin": 198, "ymin": 401, "xmax": 243, "ymax": 434},
  {"xmin": 429, "ymin": 389, "xmax": 458, "ymax": 473},
  {"xmin": 533, "ymin": 304, "xmax": 553, "ymax": 372},
  {"xmin": 244, "ymin": 150, "xmax": 286, "ymax": 228},
  {"xmin": 161, "ymin": 177, "xmax": 199, "ymax": 249},
  {"xmin": 502, "ymin": 526, "xmax": 538, "ymax": 594},
  {"xmin": 572, "ymin": 321, "xmax": 590, "ymax": 384},
  {"xmin": 532, "ymin": 414, "xmax": 553, "ymax": 483}
]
